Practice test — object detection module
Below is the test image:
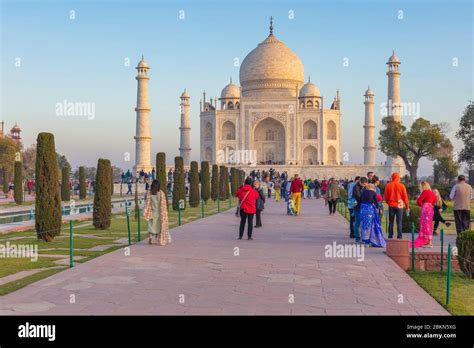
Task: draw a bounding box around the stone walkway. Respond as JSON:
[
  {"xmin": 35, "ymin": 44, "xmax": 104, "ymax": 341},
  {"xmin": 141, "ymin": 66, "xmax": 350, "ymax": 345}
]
[{"xmin": 0, "ymin": 198, "xmax": 448, "ymax": 315}]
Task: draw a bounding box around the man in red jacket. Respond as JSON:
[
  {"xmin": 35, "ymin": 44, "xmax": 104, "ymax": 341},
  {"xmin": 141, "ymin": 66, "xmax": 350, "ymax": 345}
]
[
  {"xmin": 290, "ymin": 174, "xmax": 304, "ymax": 216},
  {"xmin": 384, "ymin": 172, "xmax": 409, "ymax": 239},
  {"xmin": 236, "ymin": 177, "xmax": 260, "ymax": 240}
]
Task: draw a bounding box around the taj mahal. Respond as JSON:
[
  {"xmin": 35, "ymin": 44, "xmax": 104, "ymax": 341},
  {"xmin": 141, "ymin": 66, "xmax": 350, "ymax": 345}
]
[{"xmin": 133, "ymin": 18, "xmax": 404, "ymax": 179}]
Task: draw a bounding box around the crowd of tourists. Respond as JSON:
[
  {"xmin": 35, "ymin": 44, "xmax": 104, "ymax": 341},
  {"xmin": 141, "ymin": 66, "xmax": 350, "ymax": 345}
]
[{"xmin": 234, "ymin": 169, "xmax": 472, "ymax": 248}]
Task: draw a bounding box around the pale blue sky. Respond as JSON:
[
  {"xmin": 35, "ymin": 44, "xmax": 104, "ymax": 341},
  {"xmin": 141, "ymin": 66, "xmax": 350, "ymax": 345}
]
[{"xmin": 1, "ymin": 0, "xmax": 472, "ymax": 175}]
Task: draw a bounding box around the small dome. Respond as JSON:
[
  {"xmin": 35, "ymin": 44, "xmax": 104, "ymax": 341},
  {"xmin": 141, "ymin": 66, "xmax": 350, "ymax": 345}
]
[
  {"xmin": 299, "ymin": 80, "xmax": 320, "ymax": 98},
  {"xmin": 10, "ymin": 123, "xmax": 20, "ymax": 130},
  {"xmin": 181, "ymin": 89, "xmax": 190, "ymax": 98},
  {"xmin": 137, "ymin": 56, "xmax": 149, "ymax": 68},
  {"xmin": 220, "ymin": 82, "xmax": 240, "ymax": 99},
  {"xmin": 387, "ymin": 50, "xmax": 400, "ymax": 64}
]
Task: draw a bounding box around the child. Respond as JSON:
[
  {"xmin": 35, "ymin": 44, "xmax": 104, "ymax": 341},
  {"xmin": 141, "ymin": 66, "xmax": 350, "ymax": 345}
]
[{"xmin": 432, "ymin": 188, "xmax": 451, "ymax": 235}]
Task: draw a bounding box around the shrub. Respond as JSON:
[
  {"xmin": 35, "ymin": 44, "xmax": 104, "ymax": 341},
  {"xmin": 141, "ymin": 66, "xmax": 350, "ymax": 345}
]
[
  {"xmin": 211, "ymin": 164, "xmax": 219, "ymax": 201},
  {"xmin": 189, "ymin": 161, "xmax": 200, "ymax": 207},
  {"xmin": 35, "ymin": 133, "xmax": 62, "ymax": 241},
  {"xmin": 172, "ymin": 156, "xmax": 186, "ymax": 210},
  {"xmin": 61, "ymin": 166, "xmax": 70, "ymax": 202},
  {"xmin": 456, "ymin": 230, "xmax": 474, "ymax": 279},
  {"xmin": 14, "ymin": 161, "xmax": 23, "ymax": 204},
  {"xmin": 93, "ymin": 158, "xmax": 112, "ymax": 229},
  {"xmin": 401, "ymin": 202, "xmax": 420, "ymax": 234},
  {"xmin": 79, "ymin": 166, "xmax": 86, "ymax": 199},
  {"xmin": 406, "ymin": 184, "xmax": 420, "ymax": 200},
  {"xmin": 200, "ymin": 161, "xmax": 210, "ymax": 202}
]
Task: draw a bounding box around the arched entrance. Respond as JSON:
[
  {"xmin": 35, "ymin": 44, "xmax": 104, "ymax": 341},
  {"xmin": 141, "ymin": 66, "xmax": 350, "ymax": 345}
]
[
  {"xmin": 253, "ymin": 118, "xmax": 285, "ymax": 165},
  {"xmin": 303, "ymin": 145, "xmax": 318, "ymax": 165},
  {"xmin": 327, "ymin": 146, "xmax": 337, "ymax": 165}
]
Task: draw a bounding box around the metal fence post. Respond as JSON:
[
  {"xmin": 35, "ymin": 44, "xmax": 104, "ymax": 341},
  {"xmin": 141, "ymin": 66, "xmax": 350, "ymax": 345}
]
[
  {"xmin": 137, "ymin": 207, "xmax": 141, "ymax": 242},
  {"xmin": 440, "ymin": 229, "xmax": 444, "ymax": 272},
  {"xmin": 178, "ymin": 204, "xmax": 181, "ymax": 226},
  {"xmin": 446, "ymin": 243, "xmax": 452, "ymax": 305},
  {"xmin": 69, "ymin": 220, "xmax": 74, "ymax": 268},
  {"xmin": 126, "ymin": 209, "xmax": 131, "ymax": 245},
  {"xmin": 411, "ymin": 222, "xmax": 415, "ymax": 272}
]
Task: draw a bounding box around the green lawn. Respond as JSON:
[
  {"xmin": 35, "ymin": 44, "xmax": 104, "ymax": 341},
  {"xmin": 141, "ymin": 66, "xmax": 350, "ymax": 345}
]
[
  {"xmin": 409, "ymin": 271, "xmax": 474, "ymax": 315},
  {"xmin": 0, "ymin": 197, "xmax": 235, "ymax": 296}
]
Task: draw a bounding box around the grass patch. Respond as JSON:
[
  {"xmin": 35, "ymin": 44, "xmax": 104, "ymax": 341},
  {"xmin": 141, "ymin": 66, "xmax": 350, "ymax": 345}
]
[
  {"xmin": 0, "ymin": 257, "xmax": 60, "ymax": 278},
  {"xmin": 0, "ymin": 267, "xmax": 66, "ymax": 296},
  {"xmin": 0, "ymin": 197, "xmax": 234, "ymax": 295},
  {"xmin": 409, "ymin": 271, "xmax": 474, "ymax": 315}
]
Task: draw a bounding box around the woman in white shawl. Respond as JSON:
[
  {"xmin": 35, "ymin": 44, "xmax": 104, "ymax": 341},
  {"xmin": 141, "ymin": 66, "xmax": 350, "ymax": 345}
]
[{"xmin": 143, "ymin": 180, "xmax": 171, "ymax": 246}]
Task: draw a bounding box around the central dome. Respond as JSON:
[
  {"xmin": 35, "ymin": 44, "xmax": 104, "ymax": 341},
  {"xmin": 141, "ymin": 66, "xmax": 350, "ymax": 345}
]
[{"xmin": 239, "ymin": 33, "xmax": 304, "ymax": 96}]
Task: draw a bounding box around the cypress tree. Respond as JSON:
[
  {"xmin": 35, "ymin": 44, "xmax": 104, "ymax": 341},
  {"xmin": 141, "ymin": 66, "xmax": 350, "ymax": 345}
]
[
  {"xmin": 200, "ymin": 161, "xmax": 210, "ymax": 203},
  {"xmin": 189, "ymin": 161, "xmax": 200, "ymax": 207},
  {"xmin": 156, "ymin": 152, "xmax": 168, "ymax": 203},
  {"xmin": 211, "ymin": 164, "xmax": 219, "ymax": 201},
  {"xmin": 219, "ymin": 166, "xmax": 230, "ymax": 200},
  {"xmin": 93, "ymin": 158, "xmax": 112, "ymax": 229},
  {"xmin": 110, "ymin": 166, "xmax": 114, "ymax": 196},
  {"xmin": 61, "ymin": 166, "xmax": 70, "ymax": 202},
  {"xmin": 35, "ymin": 132, "xmax": 62, "ymax": 241},
  {"xmin": 14, "ymin": 161, "xmax": 23, "ymax": 204},
  {"xmin": 230, "ymin": 167, "xmax": 240, "ymax": 196},
  {"xmin": 172, "ymin": 156, "xmax": 186, "ymax": 210},
  {"xmin": 79, "ymin": 166, "xmax": 87, "ymax": 199},
  {"xmin": 2, "ymin": 169, "xmax": 8, "ymax": 195}
]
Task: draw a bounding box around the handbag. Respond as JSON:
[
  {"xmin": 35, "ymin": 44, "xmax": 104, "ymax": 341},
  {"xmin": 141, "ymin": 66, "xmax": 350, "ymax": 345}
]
[{"xmin": 236, "ymin": 191, "xmax": 251, "ymax": 217}]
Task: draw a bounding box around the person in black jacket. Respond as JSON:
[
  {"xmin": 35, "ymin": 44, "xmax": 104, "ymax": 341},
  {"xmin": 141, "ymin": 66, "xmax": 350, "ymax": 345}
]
[{"xmin": 253, "ymin": 180, "xmax": 266, "ymax": 228}]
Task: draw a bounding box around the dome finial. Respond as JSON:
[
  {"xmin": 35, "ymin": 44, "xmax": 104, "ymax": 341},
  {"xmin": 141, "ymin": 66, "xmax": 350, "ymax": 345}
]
[
  {"xmin": 269, "ymin": 16, "xmax": 273, "ymax": 35},
  {"xmin": 308, "ymin": 76, "xmax": 311, "ymax": 83},
  {"xmin": 230, "ymin": 77, "xmax": 232, "ymax": 84}
]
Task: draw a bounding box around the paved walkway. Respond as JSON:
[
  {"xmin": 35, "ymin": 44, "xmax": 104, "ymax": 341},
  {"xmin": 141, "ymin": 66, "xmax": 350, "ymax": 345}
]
[{"xmin": 0, "ymin": 198, "xmax": 448, "ymax": 315}]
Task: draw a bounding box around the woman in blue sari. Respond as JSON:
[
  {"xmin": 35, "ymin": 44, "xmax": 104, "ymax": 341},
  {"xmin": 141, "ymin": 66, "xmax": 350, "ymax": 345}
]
[{"xmin": 360, "ymin": 184, "xmax": 386, "ymax": 247}]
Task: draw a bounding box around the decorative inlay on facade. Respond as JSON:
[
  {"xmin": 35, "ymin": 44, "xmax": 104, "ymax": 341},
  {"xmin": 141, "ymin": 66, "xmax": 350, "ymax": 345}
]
[{"xmin": 252, "ymin": 111, "xmax": 287, "ymax": 124}]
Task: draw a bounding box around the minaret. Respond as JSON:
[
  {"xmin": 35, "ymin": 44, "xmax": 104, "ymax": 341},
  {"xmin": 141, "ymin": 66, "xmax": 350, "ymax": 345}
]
[
  {"xmin": 134, "ymin": 56, "xmax": 152, "ymax": 173},
  {"xmin": 386, "ymin": 50, "xmax": 403, "ymax": 168},
  {"xmin": 363, "ymin": 86, "xmax": 376, "ymax": 165},
  {"xmin": 179, "ymin": 89, "xmax": 191, "ymax": 165}
]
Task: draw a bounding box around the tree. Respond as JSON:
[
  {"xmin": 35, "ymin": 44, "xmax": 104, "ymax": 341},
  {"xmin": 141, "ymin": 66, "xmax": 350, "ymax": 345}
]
[
  {"xmin": 379, "ymin": 117, "xmax": 449, "ymax": 184},
  {"xmin": 79, "ymin": 166, "xmax": 87, "ymax": 199},
  {"xmin": 200, "ymin": 161, "xmax": 210, "ymax": 203},
  {"xmin": 219, "ymin": 165, "xmax": 230, "ymax": 200},
  {"xmin": 2, "ymin": 169, "xmax": 9, "ymax": 194},
  {"xmin": 211, "ymin": 164, "xmax": 219, "ymax": 201},
  {"xmin": 74, "ymin": 166, "xmax": 96, "ymax": 180},
  {"xmin": 61, "ymin": 166, "xmax": 71, "ymax": 201},
  {"xmin": 35, "ymin": 133, "xmax": 62, "ymax": 241},
  {"xmin": 230, "ymin": 167, "xmax": 239, "ymax": 196},
  {"xmin": 172, "ymin": 156, "xmax": 186, "ymax": 210},
  {"xmin": 189, "ymin": 161, "xmax": 200, "ymax": 207},
  {"xmin": 14, "ymin": 161, "xmax": 23, "ymax": 204},
  {"xmin": 156, "ymin": 152, "xmax": 168, "ymax": 203},
  {"xmin": 93, "ymin": 159, "xmax": 112, "ymax": 229},
  {"xmin": 456, "ymin": 101, "xmax": 474, "ymax": 181},
  {"xmin": 433, "ymin": 157, "xmax": 460, "ymax": 184},
  {"xmin": 0, "ymin": 136, "xmax": 20, "ymax": 182}
]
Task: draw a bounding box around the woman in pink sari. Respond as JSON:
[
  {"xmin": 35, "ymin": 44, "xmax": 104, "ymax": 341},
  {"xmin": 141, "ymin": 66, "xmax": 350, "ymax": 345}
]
[{"xmin": 410, "ymin": 181, "xmax": 437, "ymax": 248}]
